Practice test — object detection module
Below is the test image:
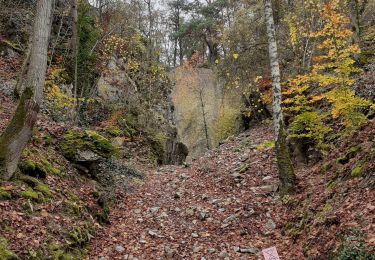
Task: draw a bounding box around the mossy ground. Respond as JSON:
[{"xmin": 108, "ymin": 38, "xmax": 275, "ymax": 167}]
[
  {"xmin": 0, "ymin": 237, "xmax": 18, "ymax": 259},
  {"xmin": 19, "ymin": 159, "xmax": 61, "ymax": 178},
  {"xmin": 0, "ymin": 188, "xmax": 11, "ymax": 200}
]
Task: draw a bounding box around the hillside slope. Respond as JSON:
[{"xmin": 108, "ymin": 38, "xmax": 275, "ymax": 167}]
[{"xmin": 88, "ymin": 123, "xmax": 374, "ymax": 259}]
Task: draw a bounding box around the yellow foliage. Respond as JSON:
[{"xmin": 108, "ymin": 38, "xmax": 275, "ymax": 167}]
[{"xmin": 284, "ymin": 0, "xmax": 373, "ymax": 143}]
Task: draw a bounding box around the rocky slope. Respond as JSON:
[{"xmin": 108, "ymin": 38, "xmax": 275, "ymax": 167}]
[{"xmin": 88, "ymin": 123, "xmax": 374, "ymax": 259}]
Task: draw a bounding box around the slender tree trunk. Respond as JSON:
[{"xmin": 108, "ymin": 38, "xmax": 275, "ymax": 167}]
[
  {"xmin": 264, "ymin": 0, "xmax": 295, "ymax": 194},
  {"xmin": 199, "ymin": 89, "xmax": 210, "ymax": 150},
  {"xmin": 14, "ymin": 47, "xmax": 31, "ymax": 98},
  {"xmin": 71, "ymin": 0, "xmax": 79, "ymax": 123},
  {"xmin": 0, "ymin": 0, "xmax": 53, "ymax": 180}
]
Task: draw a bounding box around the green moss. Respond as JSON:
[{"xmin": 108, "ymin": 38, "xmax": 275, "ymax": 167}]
[
  {"xmin": 0, "ymin": 237, "xmax": 18, "ymax": 259},
  {"xmin": 48, "ymin": 242, "xmax": 75, "ymax": 260},
  {"xmin": 61, "ymin": 130, "xmax": 118, "ymax": 160},
  {"xmin": 108, "ymin": 126, "xmax": 123, "ymax": 137},
  {"xmin": 276, "ymin": 126, "xmax": 296, "ymax": 195},
  {"xmin": 68, "ymin": 225, "xmax": 92, "ymax": 248},
  {"xmin": 256, "ymin": 140, "xmax": 275, "ymax": 150},
  {"xmin": 0, "ymin": 188, "xmax": 11, "ymax": 200},
  {"xmin": 147, "ymin": 130, "xmax": 167, "ymax": 164},
  {"xmin": 41, "ymin": 160, "xmax": 61, "ymax": 176},
  {"xmin": 351, "ymin": 159, "xmax": 367, "ymax": 178},
  {"xmin": 95, "ymin": 205, "xmax": 110, "ymax": 224},
  {"xmin": 19, "ymin": 159, "xmax": 61, "ymax": 178},
  {"xmin": 35, "ymin": 184, "xmax": 52, "ymax": 198},
  {"xmin": 337, "ymin": 145, "xmax": 362, "ymax": 165},
  {"xmin": 91, "ymin": 190, "xmax": 99, "ymax": 199},
  {"xmin": 0, "ymin": 88, "xmax": 34, "ymax": 179},
  {"xmin": 316, "ymin": 199, "xmax": 334, "ymax": 223},
  {"xmin": 18, "ymin": 175, "xmax": 42, "ymax": 187},
  {"xmin": 65, "ymin": 200, "xmax": 82, "ymax": 216},
  {"xmin": 20, "ymin": 188, "xmax": 45, "ymax": 203},
  {"xmin": 239, "ymin": 164, "xmax": 249, "ymax": 174},
  {"xmin": 321, "ymin": 162, "xmax": 332, "ymax": 174}
]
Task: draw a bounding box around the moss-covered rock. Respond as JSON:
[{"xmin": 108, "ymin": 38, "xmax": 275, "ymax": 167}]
[
  {"xmin": 0, "ymin": 237, "xmax": 18, "ymax": 259},
  {"xmin": 61, "ymin": 130, "xmax": 118, "ymax": 161},
  {"xmin": 19, "ymin": 159, "xmax": 61, "ymax": 178},
  {"xmin": 147, "ymin": 130, "xmax": 167, "ymax": 164}
]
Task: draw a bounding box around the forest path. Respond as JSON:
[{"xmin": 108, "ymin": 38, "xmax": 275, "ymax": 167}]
[{"xmin": 88, "ymin": 124, "xmax": 301, "ymax": 259}]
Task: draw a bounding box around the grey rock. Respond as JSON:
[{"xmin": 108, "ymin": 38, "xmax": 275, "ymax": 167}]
[
  {"xmin": 148, "ymin": 230, "xmax": 159, "ymax": 237},
  {"xmin": 174, "ymin": 191, "xmax": 182, "ymax": 199},
  {"xmin": 262, "ymin": 176, "xmax": 273, "ymax": 181},
  {"xmin": 223, "ymin": 214, "xmax": 236, "ymax": 224},
  {"xmin": 265, "ymin": 219, "xmax": 276, "ymax": 230},
  {"xmin": 259, "ymin": 185, "xmax": 278, "ymax": 193},
  {"xmin": 208, "ymin": 248, "xmax": 216, "ymax": 254},
  {"xmin": 211, "ymin": 198, "xmax": 222, "ymax": 205},
  {"xmin": 193, "ymin": 246, "xmax": 202, "ymax": 253},
  {"xmin": 198, "ymin": 211, "xmax": 208, "ymax": 221},
  {"xmin": 164, "ymin": 246, "xmax": 175, "ymax": 258},
  {"xmin": 185, "ymin": 207, "xmax": 195, "ymax": 216},
  {"xmin": 239, "ymin": 247, "xmax": 259, "ymax": 254},
  {"xmin": 150, "ymin": 207, "xmax": 160, "ymax": 213},
  {"xmin": 192, "ymin": 232, "xmax": 199, "ymax": 238},
  {"xmin": 75, "ymin": 150, "xmax": 101, "ymax": 162},
  {"xmin": 219, "ymin": 251, "xmax": 229, "ymax": 258},
  {"xmin": 201, "ymin": 194, "xmax": 209, "ymax": 201},
  {"xmin": 115, "ymin": 245, "xmax": 125, "ymax": 253}
]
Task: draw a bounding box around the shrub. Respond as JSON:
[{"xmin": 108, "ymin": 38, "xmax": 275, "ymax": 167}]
[{"xmin": 289, "ymin": 111, "xmax": 332, "ymax": 150}]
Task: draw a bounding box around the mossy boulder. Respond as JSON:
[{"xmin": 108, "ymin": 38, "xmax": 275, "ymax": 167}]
[
  {"xmin": 61, "ymin": 130, "xmax": 118, "ymax": 161},
  {"xmin": 19, "ymin": 159, "xmax": 61, "ymax": 178},
  {"xmin": 0, "ymin": 237, "xmax": 18, "ymax": 260}
]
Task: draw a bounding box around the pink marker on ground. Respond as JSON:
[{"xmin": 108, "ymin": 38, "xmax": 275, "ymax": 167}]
[{"xmin": 262, "ymin": 246, "xmax": 280, "ymax": 260}]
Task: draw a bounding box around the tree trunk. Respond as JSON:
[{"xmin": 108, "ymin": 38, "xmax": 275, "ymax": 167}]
[
  {"xmin": 0, "ymin": 0, "xmax": 53, "ymax": 180},
  {"xmin": 264, "ymin": 0, "xmax": 295, "ymax": 194},
  {"xmin": 199, "ymin": 89, "xmax": 210, "ymax": 150},
  {"xmin": 14, "ymin": 47, "xmax": 31, "ymax": 98},
  {"xmin": 71, "ymin": 0, "xmax": 79, "ymax": 123}
]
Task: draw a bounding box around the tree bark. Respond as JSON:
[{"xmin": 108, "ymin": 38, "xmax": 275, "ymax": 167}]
[
  {"xmin": 71, "ymin": 0, "xmax": 79, "ymax": 123},
  {"xmin": 0, "ymin": 0, "xmax": 53, "ymax": 180},
  {"xmin": 264, "ymin": 0, "xmax": 295, "ymax": 194}
]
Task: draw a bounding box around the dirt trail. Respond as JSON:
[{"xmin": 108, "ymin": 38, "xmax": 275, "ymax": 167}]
[{"xmin": 88, "ymin": 124, "xmax": 303, "ymax": 259}]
